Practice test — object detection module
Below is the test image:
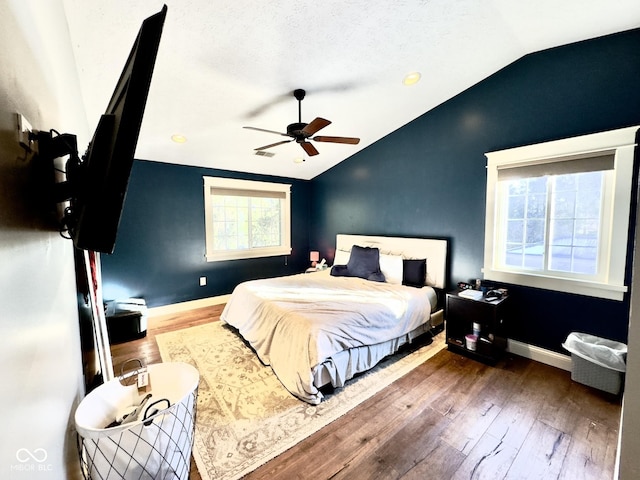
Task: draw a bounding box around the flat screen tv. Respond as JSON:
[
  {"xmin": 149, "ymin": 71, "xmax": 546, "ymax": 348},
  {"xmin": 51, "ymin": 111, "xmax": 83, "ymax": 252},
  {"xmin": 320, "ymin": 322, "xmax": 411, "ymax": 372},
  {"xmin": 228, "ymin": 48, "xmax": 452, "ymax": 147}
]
[{"xmin": 43, "ymin": 5, "xmax": 167, "ymax": 254}]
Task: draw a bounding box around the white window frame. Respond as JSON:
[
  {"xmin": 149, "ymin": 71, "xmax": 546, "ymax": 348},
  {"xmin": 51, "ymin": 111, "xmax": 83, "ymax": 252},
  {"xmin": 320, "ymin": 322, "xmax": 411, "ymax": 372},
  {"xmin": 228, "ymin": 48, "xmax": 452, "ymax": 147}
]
[
  {"xmin": 203, "ymin": 177, "xmax": 291, "ymax": 262},
  {"xmin": 483, "ymin": 126, "xmax": 638, "ymax": 301}
]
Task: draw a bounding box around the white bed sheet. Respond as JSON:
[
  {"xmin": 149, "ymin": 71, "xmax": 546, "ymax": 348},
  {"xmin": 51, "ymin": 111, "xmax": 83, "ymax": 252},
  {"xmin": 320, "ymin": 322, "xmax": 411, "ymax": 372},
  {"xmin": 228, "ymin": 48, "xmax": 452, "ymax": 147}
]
[{"xmin": 220, "ymin": 269, "xmax": 436, "ymax": 404}]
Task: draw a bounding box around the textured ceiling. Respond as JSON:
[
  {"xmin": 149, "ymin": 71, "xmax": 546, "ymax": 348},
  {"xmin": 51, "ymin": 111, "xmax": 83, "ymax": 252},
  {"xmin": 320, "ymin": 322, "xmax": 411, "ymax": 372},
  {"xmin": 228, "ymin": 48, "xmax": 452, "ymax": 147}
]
[{"xmin": 61, "ymin": 0, "xmax": 640, "ymax": 180}]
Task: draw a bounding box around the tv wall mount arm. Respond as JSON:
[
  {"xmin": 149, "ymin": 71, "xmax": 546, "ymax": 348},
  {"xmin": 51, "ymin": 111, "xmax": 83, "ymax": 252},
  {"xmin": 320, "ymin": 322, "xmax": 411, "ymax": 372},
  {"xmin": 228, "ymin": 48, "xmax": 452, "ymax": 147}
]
[{"xmin": 33, "ymin": 129, "xmax": 86, "ymax": 236}]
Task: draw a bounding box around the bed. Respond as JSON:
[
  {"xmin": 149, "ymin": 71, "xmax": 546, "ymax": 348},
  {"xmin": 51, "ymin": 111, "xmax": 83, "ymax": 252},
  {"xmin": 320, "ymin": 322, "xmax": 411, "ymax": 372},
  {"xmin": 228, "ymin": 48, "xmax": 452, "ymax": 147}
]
[{"xmin": 220, "ymin": 234, "xmax": 448, "ymax": 404}]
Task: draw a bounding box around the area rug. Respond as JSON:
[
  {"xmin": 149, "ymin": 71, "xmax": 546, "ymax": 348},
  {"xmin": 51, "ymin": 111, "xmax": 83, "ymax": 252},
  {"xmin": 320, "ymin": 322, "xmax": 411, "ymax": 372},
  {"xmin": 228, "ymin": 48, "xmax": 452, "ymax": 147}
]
[{"xmin": 156, "ymin": 321, "xmax": 445, "ymax": 480}]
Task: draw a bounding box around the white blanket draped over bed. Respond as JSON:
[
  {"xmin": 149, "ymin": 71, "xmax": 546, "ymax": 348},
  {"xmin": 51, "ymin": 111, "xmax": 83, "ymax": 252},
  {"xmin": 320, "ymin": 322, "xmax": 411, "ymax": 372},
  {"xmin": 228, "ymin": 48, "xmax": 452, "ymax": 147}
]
[{"xmin": 220, "ymin": 270, "xmax": 435, "ymax": 404}]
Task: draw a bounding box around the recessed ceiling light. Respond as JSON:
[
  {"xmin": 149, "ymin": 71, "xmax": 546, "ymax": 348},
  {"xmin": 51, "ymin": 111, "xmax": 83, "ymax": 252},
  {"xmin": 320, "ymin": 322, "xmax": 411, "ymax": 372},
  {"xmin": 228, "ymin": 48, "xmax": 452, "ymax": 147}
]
[
  {"xmin": 171, "ymin": 134, "xmax": 187, "ymax": 143},
  {"xmin": 403, "ymin": 72, "xmax": 421, "ymax": 86}
]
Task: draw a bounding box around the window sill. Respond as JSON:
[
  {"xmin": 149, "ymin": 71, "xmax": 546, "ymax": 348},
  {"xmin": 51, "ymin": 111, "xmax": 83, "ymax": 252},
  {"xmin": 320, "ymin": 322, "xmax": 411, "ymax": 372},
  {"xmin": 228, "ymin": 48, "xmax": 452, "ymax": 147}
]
[
  {"xmin": 483, "ymin": 268, "xmax": 627, "ymax": 301},
  {"xmin": 206, "ymin": 247, "xmax": 291, "ymax": 262}
]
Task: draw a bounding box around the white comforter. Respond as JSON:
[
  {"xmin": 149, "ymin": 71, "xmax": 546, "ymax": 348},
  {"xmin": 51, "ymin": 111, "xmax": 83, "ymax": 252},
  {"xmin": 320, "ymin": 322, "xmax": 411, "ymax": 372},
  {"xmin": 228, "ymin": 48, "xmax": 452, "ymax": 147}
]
[{"xmin": 220, "ymin": 270, "xmax": 434, "ymax": 404}]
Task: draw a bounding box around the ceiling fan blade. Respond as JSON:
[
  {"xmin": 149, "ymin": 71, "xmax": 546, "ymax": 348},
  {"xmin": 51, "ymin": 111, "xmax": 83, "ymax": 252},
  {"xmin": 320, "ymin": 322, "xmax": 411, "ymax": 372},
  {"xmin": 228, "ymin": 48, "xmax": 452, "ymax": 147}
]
[
  {"xmin": 243, "ymin": 92, "xmax": 292, "ymax": 119},
  {"xmin": 312, "ymin": 135, "xmax": 360, "ymax": 145},
  {"xmin": 255, "ymin": 139, "xmax": 293, "ymax": 151},
  {"xmin": 243, "ymin": 126, "xmax": 290, "ymax": 137},
  {"xmin": 302, "ymin": 117, "xmax": 331, "ymax": 136},
  {"xmin": 300, "ymin": 141, "xmax": 319, "ymax": 156}
]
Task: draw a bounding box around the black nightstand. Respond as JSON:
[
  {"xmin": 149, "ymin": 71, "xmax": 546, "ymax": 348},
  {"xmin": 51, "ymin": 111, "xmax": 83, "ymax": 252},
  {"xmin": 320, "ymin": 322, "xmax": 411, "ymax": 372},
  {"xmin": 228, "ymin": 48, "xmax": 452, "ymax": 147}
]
[{"xmin": 445, "ymin": 290, "xmax": 509, "ymax": 364}]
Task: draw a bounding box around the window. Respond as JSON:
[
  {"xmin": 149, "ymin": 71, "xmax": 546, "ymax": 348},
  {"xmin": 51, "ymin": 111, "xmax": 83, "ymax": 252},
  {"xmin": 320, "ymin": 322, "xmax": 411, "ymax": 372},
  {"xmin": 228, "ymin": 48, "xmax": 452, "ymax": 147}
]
[
  {"xmin": 203, "ymin": 177, "xmax": 291, "ymax": 261},
  {"xmin": 484, "ymin": 126, "xmax": 638, "ymax": 301}
]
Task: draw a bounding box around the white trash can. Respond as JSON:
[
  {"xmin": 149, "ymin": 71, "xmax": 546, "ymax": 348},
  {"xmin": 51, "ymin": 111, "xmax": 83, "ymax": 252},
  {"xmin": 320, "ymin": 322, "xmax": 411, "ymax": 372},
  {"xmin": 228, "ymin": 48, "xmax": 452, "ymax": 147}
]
[
  {"xmin": 562, "ymin": 332, "xmax": 627, "ymax": 395},
  {"xmin": 75, "ymin": 362, "xmax": 199, "ymax": 479}
]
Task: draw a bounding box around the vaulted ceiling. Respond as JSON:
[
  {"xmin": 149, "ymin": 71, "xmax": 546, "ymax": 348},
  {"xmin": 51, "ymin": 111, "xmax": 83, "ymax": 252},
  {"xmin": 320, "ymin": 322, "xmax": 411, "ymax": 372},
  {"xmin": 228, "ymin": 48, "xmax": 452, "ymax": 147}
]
[{"xmin": 61, "ymin": 0, "xmax": 640, "ymax": 180}]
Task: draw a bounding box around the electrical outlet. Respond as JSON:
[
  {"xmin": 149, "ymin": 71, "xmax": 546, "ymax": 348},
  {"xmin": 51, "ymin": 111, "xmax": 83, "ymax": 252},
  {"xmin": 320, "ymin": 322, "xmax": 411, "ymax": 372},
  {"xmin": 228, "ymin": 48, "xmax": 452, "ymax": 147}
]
[
  {"xmin": 16, "ymin": 113, "xmax": 33, "ymax": 148},
  {"xmin": 199, "ymin": 276, "xmax": 207, "ymax": 287}
]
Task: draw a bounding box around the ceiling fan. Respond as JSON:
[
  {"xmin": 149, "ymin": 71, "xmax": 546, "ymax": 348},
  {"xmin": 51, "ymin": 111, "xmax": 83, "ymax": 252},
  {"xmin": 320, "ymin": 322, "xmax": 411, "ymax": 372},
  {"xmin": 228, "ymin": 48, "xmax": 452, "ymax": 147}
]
[{"xmin": 243, "ymin": 89, "xmax": 360, "ymax": 156}]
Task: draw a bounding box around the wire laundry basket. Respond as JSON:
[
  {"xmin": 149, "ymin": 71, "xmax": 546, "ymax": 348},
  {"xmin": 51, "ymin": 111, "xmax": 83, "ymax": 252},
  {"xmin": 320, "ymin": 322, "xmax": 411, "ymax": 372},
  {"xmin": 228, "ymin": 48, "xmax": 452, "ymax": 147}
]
[{"xmin": 75, "ymin": 361, "xmax": 199, "ymax": 479}]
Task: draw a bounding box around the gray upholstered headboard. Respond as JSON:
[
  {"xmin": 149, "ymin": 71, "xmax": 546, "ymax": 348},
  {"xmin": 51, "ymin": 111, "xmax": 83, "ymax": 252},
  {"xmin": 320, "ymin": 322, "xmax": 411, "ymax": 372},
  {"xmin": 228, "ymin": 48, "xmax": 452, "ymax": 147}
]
[{"xmin": 335, "ymin": 234, "xmax": 448, "ymax": 289}]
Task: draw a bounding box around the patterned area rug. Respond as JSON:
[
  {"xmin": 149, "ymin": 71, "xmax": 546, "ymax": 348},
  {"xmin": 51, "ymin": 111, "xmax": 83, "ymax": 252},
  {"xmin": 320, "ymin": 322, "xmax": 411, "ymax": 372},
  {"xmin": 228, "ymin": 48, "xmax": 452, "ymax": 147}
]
[{"xmin": 156, "ymin": 321, "xmax": 445, "ymax": 480}]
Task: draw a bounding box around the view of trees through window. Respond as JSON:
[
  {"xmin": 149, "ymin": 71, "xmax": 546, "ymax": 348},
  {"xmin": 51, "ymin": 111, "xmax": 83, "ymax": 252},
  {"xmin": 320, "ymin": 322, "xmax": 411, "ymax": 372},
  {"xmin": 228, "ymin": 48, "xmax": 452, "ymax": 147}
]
[
  {"xmin": 211, "ymin": 195, "xmax": 281, "ymax": 251},
  {"xmin": 502, "ymin": 171, "xmax": 603, "ymax": 275}
]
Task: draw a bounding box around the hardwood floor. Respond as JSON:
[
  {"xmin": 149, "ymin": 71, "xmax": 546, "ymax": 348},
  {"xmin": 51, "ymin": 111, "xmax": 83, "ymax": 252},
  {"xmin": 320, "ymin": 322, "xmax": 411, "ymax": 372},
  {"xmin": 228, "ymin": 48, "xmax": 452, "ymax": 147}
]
[
  {"xmin": 109, "ymin": 304, "xmax": 224, "ymax": 372},
  {"xmin": 110, "ymin": 306, "xmax": 622, "ymax": 480}
]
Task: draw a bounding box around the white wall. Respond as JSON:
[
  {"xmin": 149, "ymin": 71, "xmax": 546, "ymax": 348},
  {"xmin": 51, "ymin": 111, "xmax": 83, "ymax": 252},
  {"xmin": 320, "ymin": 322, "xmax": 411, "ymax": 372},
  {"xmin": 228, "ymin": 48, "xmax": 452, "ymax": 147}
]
[
  {"xmin": 0, "ymin": 1, "xmax": 88, "ymax": 478},
  {"xmin": 619, "ymin": 165, "xmax": 640, "ymax": 478}
]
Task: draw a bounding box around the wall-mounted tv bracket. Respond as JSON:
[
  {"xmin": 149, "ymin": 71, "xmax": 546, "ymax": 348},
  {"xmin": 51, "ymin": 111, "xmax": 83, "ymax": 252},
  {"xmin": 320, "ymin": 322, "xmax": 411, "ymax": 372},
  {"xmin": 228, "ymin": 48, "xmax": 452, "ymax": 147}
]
[
  {"xmin": 34, "ymin": 130, "xmax": 82, "ymax": 203},
  {"xmin": 32, "ymin": 130, "xmax": 86, "ymax": 236}
]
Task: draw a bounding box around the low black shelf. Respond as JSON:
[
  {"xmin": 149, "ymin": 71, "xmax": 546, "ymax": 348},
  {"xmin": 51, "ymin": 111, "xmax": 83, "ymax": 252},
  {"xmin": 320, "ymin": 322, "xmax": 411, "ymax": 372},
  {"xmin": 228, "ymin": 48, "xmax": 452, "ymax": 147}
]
[{"xmin": 445, "ymin": 290, "xmax": 509, "ymax": 364}]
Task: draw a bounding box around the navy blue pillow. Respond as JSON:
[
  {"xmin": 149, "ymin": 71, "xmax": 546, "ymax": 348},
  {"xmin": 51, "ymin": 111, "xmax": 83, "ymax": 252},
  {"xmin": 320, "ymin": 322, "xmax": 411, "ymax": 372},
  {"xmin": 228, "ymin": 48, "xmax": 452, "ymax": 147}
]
[
  {"xmin": 330, "ymin": 265, "xmax": 350, "ymax": 277},
  {"xmin": 348, "ymin": 245, "xmax": 385, "ymax": 282},
  {"xmin": 402, "ymin": 259, "xmax": 426, "ymax": 287},
  {"xmin": 330, "ymin": 245, "xmax": 385, "ymax": 282},
  {"xmin": 366, "ymin": 270, "xmax": 386, "ymax": 282}
]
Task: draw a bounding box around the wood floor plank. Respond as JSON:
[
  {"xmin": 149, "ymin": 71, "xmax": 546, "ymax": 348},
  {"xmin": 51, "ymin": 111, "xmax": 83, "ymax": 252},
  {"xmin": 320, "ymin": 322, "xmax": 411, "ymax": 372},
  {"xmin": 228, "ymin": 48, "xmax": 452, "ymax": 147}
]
[
  {"xmin": 483, "ymin": 360, "xmax": 562, "ymax": 450},
  {"xmin": 440, "ymin": 355, "xmax": 524, "ymax": 456},
  {"xmin": 423, "ymin": 355, "xmax": 490, "ymax": 418},
  {"xmin": 483, "ymin": 386, "xmax": 543, "ymax": 451},
  {"xmin": 565, "ymin": 380, "xmax": 622, "ymax": 431},
  {"xmin": 506, "ymin": 419, "xmax": 571, "ymax": 479},
  {"xmin": 401, "ymin": 438, "xmax": 467, "ymax": 480},
  {"xmin": 450, "ymin": 431, "xmax": 520, "ymax": 480},
  {"xmin": 271, "ymin": 385, "xmax": 441, "ymax": 478},
  {"xmin": 559, "ymin": 417, "xmax": 619, "ymax": 480},
  {"xmin": 333, "ymin": 406, "xmax": 451, "ymax": 479},
  {"xmin": 440, "ymin": 398, "xmax": 502, "ymax": 455}
]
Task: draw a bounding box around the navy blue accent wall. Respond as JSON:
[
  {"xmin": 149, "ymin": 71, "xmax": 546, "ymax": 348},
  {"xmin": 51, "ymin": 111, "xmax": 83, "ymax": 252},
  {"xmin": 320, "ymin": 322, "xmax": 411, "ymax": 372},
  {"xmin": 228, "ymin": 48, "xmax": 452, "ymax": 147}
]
[
  {"xmin": 100, "ymin": 161, "xmax": 311, "ymax": 307},
  {"xmin": 312, "ymin": 29, "xmax": 640, "ymax": 353}
]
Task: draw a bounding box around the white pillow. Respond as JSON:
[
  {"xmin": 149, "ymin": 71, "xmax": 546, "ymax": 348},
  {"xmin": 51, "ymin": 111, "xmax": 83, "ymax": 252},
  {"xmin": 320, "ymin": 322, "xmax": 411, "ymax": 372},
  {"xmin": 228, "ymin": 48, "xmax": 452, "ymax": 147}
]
[
  {"xmin": 379, "ymin": 253, "xmax": 403, "ymax": 284},
  {"xmin": 333, "ymin": 248, "xmax": 351, "ymax": 266}
]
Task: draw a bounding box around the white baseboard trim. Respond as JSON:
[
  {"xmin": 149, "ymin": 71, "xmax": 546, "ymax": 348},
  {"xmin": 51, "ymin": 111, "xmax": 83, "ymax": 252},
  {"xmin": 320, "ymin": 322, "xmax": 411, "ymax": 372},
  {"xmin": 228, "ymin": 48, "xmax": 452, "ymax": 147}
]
[
  {"xmin": 148, "ymin": 295, "xmax": 231, "ymax": 317},
  {"xmin": 507, "ymin": 338, "xmax": 572, "ymax": 372}
]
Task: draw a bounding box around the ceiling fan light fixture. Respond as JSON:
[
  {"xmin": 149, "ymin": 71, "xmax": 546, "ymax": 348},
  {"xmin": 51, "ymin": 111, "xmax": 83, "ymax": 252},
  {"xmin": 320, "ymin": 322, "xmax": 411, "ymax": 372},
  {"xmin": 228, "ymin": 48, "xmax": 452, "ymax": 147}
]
[
  {"xmin": 402, "ymin": 72, "xmax": 421, "ymax": 86},
  {"xmin": 171, "ymin": 134, "xmax": 187, "ymax": 143}
]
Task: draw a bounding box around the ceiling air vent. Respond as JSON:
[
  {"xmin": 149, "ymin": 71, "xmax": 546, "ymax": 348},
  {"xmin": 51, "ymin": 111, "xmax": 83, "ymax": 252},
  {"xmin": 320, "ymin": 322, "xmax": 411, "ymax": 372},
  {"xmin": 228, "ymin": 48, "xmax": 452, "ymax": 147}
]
[{"xmin": 255, "ymin": 151, "xmax": 275, "ymax": 157}]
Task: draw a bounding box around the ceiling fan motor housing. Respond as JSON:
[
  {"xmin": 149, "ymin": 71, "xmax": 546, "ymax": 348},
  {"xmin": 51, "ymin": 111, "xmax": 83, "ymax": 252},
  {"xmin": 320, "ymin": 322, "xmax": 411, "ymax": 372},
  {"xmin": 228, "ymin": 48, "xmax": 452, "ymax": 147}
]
[{"xmin": 287, "ymin": 122, "xmax": 309, "ymax": 140}]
